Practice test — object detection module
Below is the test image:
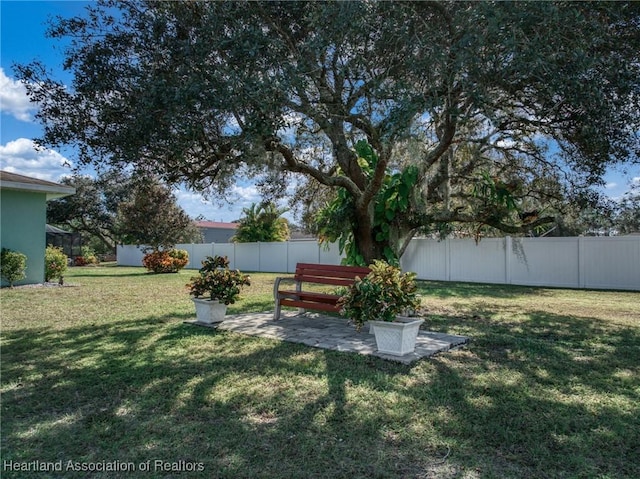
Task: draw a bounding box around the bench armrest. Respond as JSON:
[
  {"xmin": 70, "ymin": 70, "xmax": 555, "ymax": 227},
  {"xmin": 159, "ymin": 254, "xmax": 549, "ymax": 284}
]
[
  {"xmin": 273, "ymin": 276, "xmax": 300, "ymax": 298},
  {"xmin": 273, "ymin": 276, "xmax": 301, "ymax": 320}
]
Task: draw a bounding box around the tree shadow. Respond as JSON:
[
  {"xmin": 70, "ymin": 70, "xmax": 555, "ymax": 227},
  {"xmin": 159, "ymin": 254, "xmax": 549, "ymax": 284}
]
[
  {"xmin": 2, "ymin": 307, "xmax": 638, "ymax": 478},
  {"xmin": 1, "ymin": 311, "xmax": 416, "ymax": 477},
  {"xmin": 67, "ymin": 271, "xmax": 151, "ymax": 278},
  {"xmin": 418, "ymin": 280, "xmax": 548, "ymax": 299},
  {"xmin": 401, "ymin": 309, "xmax": 640, "ymax": 477}
]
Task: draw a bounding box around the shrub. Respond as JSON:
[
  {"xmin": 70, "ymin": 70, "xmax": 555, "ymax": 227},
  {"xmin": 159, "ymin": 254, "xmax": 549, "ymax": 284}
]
[
  {"xmin": 187, "ymin": 255, "xmax": 251, "ymax": 304},
  {"xmin": 45, "ymin": 245, "xmax": 68, "ymax": 283},
  {"xmin": 142, "ymin": 249, "xmax": 189, "ymax": 273},
  {"xmin": 80, "ymin": 246, "xmax": 100, "ymax": 265},
  {"xmin": 1, "ymin": 248, "xmax": 27, "ymax": 287},
  {"xmin": 338, "ymin": 260, "xmax": 419, "ymax": 331},
  {"xmin": 168, "ymin": 248, "xmax": 189, "ymax": 270}
]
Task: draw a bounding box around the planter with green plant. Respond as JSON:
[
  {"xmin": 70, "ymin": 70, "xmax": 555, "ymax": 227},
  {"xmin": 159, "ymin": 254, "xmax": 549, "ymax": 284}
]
[
  {"xmin": 338, "ymin": 260, "xmax": 423, "ymax": 356},
  {"xmin": 186, "ymin": 255, "xmax": 251, "ymax": 324}
]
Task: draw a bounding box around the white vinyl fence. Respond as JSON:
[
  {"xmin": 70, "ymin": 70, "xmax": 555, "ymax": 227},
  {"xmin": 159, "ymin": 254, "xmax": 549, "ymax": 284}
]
[
  {"xmin": 117, "ymin": 241, "xmax": 343, "ymax": 274},
  {"xmin": 118, "ymin": 236, "xmax": 640, "ymax": 291}
]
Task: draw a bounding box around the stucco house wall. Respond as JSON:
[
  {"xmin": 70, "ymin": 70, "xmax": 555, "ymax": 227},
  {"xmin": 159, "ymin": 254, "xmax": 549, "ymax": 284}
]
[
  {"xmin": 1, "ymin": 189, "xmax": 48, "ymax": 285},
  {"xmin": 196, "ymin": 221, "xmax": 238, "ymax": 243},
  {"xmin": 0, "ymin": 171, "xmax": 75, "ymax": 286}
]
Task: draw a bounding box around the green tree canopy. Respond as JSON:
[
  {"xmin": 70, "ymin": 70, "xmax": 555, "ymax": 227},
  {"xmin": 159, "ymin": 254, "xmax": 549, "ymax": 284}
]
[
  {"xmin": 18, "ymin": 0, "xmax": 640, "ymax": 263},
  {"xmin": 615, "ymin": 184, "xmax": 640, "ymax": 234},
  {"xmin": 116, "ymin": 179, "xmax": 202, "ymax": 251},
  {"xmin": 232, "ymin": 202, "xmax": 290, "ymax": 243},
  {"xmin": 47, "ymin": 170, "xmax": 134, "ymax": 253}
]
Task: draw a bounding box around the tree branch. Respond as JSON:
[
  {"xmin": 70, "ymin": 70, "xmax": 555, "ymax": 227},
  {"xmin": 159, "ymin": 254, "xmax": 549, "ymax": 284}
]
[{"xmin": 265, "ymin": 137, "xmax": 362, "ymax": 197}]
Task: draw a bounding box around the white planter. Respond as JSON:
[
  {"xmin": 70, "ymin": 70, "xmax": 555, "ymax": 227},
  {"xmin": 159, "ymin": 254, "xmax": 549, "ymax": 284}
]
[
  {"xmin": 192, "ymin": 298, "xmax": 228, "ymax": 324},
  {"xmin": 369, "ymin": 317, "xmax": 424, "ymax": 356}
]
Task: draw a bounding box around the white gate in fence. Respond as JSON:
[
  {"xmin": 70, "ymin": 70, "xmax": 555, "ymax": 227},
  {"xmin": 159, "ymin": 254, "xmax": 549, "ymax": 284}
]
[{"xmin": 117, "ymin": 236, "xmax": 640, "ymax": 291}]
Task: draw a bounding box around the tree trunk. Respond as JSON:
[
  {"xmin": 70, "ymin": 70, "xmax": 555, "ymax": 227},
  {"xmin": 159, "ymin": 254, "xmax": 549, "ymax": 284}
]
[{"xmin": 353, "ymin": 206, "xmax": 385, "ymax": 264}]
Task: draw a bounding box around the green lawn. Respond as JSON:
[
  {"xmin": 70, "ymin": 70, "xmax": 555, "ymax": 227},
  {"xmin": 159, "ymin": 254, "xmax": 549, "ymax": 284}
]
[{"xmin": 1, "ymin": 265, "xmax": 638, "ymax": 478}]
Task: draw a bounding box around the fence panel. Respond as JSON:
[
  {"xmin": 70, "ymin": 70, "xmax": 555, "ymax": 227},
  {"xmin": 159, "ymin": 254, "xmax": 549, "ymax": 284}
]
[
  {"xmin": 287, "ymin": 242, "xmax": 321, "ymax": 272},
  {"xmin": 318, "ymin": 242, "xmax": 344, "ymax": 267},
  {"xmin": 401, "ymin": 238, "xmax": 448, "ymax": 281},
  {"xmin": 211, "ymin": 243, "xmax": 236, "ymax": 268},
  {"xmin": 117, "ymin": 245, "xmax": 146, "ymax": 267},
  {"xmin": 449, "ymin": 238, "xmax": 506, "ymax": 284},
  {"xmin": 582, "ymin": 237, "xmax": 640, "ymax": 290},
  {"xmin": 259, "ymin": 243, "xmax": 289, "ymax": 272},
  {"xmin": 234, "ymin": 243, "xmax": 260, "ymax": 272},
  {"xmin": 177, "ymin": 243, "xmax": 213, "ymax": 269},
  {"xmin": 510, "ymin": 238, "xmax": 580, "ymax": 288}
]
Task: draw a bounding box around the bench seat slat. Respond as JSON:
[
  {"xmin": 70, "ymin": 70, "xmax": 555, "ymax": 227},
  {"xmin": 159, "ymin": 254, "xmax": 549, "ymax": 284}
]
[
  {"xmin": 278, "ymin": 290, "xmax": 341, "ymax": 304},
  {"xmin": 279, "ymin": 299, "xmax": 341, "ymax": 313},
  {"xmin": 296, "ymin": 269, "xmax": 370, "ymax": 280},
  {"xmin": 295, "ymin": 263, "xmax": 370, "ymax": 273},
  {"xmin": 293, "ymin": 276, "xmax": 357, "ymax": 287}
]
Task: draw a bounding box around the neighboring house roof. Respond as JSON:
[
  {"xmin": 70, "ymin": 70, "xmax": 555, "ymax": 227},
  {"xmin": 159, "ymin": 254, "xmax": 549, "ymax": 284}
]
[
  {"xmin": 46, "ymin": 224, "xmax": 73, "ymax": 234},
  {"xmin": 195, "ymin": 221, "xmax": 238, "ymax": 230},
  {"xmin": 290, "ymin": 231, "xmax": 317, "ymax": 241},
  {"xmin": 0, "ymin": 170, "xmax": 75, "ymax": 200}
]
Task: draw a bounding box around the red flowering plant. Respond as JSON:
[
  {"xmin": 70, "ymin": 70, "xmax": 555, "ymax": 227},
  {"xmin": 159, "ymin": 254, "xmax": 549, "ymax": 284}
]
[
  {"xmin": 187, "ymin": 255, "xmax": 251, "ymax": 305},
  {"xmin": 142, "ymin": 249, "xmax": 189, "ymax": 273}
]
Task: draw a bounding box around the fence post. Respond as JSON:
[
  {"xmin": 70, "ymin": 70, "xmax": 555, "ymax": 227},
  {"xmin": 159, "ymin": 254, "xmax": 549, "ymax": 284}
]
[
  {"xmin": 505, "ymin": 236, "xmax": 512, "ymax": 284},
  {"xmin": 578, "ymin": 236, "xmax": 585, "ymax": 288},
  {"xmin": 445, "ymin": 238, "xmax": 451, "ymax": 281},
  {"xmin": 257, "ymin": 242, "xmax": 261, "ymax": 272}
]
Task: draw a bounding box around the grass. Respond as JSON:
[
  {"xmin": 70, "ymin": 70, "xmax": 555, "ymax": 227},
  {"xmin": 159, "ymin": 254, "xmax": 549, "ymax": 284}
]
[{"xmin": 1, "ymin": 264, "xmax": 638, "ymax": 478}]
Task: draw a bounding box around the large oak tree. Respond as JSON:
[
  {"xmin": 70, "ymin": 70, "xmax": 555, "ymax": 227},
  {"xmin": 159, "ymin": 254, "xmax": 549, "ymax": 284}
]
[{"xmin": 18, "ymin": 1, "xmax": 640, "ymax": 263}]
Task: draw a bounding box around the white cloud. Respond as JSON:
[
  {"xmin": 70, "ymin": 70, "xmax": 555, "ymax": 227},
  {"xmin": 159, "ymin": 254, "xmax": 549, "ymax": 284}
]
[
  {"xmin": 0, "ymin": 138, "xmax": 73, "ymax": 181},
  {"xmin": 605, "ymin": 182, "xmax": 617, "ymax": 189},
  {"xmin": 173, "ymin": 186, "xmax": 255, "ymax": 222},
  {"xmin": 0, "ymin": 68, "xmax": 37, "ymax": 122},
  {"xmin": 173, "ymin": 183, "xmax": 291, "ymax": 222},
  {"xmin": 231, "ymin": 184, "xmax": 261, "ymax": 205}
]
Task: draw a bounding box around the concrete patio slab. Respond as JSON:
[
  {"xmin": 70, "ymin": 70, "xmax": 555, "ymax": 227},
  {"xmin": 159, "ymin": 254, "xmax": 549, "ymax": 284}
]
[{"xmin": 185, "ymin": 311, "xmax": 469, "ymax": 364}]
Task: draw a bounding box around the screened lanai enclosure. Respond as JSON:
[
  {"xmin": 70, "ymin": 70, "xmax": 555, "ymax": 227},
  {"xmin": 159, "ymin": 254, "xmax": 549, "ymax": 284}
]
[{"xmin": 46, "ymin": 224, "xmax": 82, "ymax": 259}]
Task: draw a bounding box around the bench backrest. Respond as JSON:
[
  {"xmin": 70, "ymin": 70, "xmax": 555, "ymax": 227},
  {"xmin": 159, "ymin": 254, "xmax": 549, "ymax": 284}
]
[{"xmin": 294, "ymin": 263, "xmax": 371, "ymax": 287}]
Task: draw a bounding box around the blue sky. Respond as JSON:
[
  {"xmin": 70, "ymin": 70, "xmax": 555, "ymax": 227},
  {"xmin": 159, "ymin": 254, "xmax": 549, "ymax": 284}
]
[
  {"xmin": 1, "ymin": 1, "xmax": 638, "ymax": 222},
  {"xmin": 0, "ymin": 0, "xmax": 263, "ymax": 222}
]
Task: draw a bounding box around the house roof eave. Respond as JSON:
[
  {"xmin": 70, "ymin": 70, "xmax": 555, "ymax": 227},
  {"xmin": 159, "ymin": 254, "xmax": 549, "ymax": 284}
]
[{"xmin": 0, "ymin": 171, "xmax": 76, "ymax": 200}]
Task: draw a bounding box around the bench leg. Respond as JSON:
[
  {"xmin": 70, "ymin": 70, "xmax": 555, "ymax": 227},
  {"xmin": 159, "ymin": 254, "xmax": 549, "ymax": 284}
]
[
  {"xmin": 295, "ymin": 282, "xmax": 305, "ymax": 316},
  {"xmin": 274, "ymin": 300, "xmax": 282, "ymax": 320}
]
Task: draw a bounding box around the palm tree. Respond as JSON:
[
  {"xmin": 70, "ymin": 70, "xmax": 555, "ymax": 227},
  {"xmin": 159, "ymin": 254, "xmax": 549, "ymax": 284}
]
[{"xmin": 232, "ymin": 202, "xmax": 290, "ymax": 242}]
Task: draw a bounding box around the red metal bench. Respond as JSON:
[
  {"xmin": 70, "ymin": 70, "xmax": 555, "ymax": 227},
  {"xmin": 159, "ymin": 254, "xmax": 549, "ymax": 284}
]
[{"xmin": 273, "ymin": 263, "xmax": 371, "ymax": 320}]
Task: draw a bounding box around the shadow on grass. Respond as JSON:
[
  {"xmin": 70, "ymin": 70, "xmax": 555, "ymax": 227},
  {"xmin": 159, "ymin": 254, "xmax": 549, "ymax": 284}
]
[
  {"xmin": 418, "ymin": 280, "xmax": 548, "ymax": 299},
  {"xmin": 1, "ymin": 308, "xmax": 639, "ymax": 478},
  {"xmin": 408, "ymin": 310, "xmax": 640, "ymax": 477},
  {"xmin": 66, "ymin": 271, "xmax": 152, "ymax": 279},
  {"xmin": 1, "ymin": 314, "xmax": 402, "ymax": 476}
]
